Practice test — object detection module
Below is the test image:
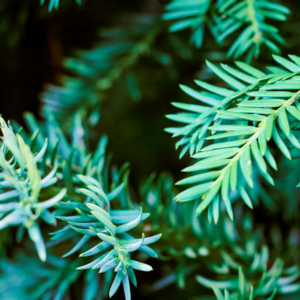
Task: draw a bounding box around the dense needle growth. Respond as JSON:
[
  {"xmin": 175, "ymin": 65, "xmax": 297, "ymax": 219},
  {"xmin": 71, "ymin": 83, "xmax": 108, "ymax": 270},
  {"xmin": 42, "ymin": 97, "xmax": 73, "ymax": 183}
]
[{"xmin": 0, "ymin": 0, "xmax": 300, "ymax": 299}]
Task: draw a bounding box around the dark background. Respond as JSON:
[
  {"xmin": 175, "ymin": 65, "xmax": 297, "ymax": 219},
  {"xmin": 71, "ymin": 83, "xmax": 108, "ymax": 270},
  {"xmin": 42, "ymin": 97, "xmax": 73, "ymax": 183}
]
[
  {"xmin": 2, "ymin": 0, "xmax": 300, "ymax": 184},
  {"xmin": 1, "ymin": 0, "xmax": 300, "ymax": 298}
]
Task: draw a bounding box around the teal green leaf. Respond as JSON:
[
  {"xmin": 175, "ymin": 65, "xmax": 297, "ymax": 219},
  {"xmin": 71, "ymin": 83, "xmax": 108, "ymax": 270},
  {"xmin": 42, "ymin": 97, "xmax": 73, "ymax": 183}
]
[
  {"xmin": 99, "ymin": 257, "xmax": 120, "ymax": 273},
  {"xmin": 258, "ymin": 128, "xmax": 267, "ymax": 156},
  {"xmin": 195, "ymin": 180, "xmax": 222, "ymax": 218},
  {"xmin": 251, "ymin": 139, "xmax": 267, "ymax": 173},
  {"xmin": 237, "ymin": 183, "xmax": 253, "ymax": 209},
  {"xmin": 206, "ymin": 129, "xmax": 256, "ymax": 140},
  {"xmin": 115, "ymin": 209, "xmax": 142, "ymax": 233},
  {"xmin": 182, "ymin": 159, "xmax": 230, "ymax": 172},
  {"xmin": 230, "ymin": 161, "xmax": 237, "ymax": 191},
  {"xmin": 179, "ymin": 85, "xmax": 220, "ymax": 106},
  {"xmin": 195, "ymin": 80, "xmax": 234, "ymax": 97},
  {"xmin": 212, "ymin": 195, "xmax": 220, "ymax": 224},
  {"xmin": 239, "ymin": 100, "xmax": 285, "ymax": 107},
  {"xmin": 97, "ymin": 233, "xmax": 117, "ymax": 246},
  {"xmin": 272, "ymin": 126, "xmax": 291, "ymax": 159},
  {"xmin": 272, "ymin": 55, "xmax": 300, "ymax": 72},
  {"xmin": 266, "ymin": 114, "xmax": 275, "ymax": 141},
  {"xmin": 216, "ymin": 110, "xmax": 266, "ymax": 122},
  {"xmin": 206, "ymin": 61, "xmax": 246, "ymax": 90},
  {"xmin": 239, "ymin": 146, "xmax": 253, "ymax": 188},
  {"xmin": 35, "ymin": 188, "xmax": 67, "ymax": 209},
  {"xmin": 91, "ymin": 211, "xmax": 115, "ymax": 234},
  {"xmin": 80, "ymin": 241, "xmax": 110, "ymax": 257},
  {"xmin": 248, "ymin": 91, "xmax": 294, "ymax": 97},
  {"xmin": 201, "ymin": 139, "xmax": 247, "ymax": 151},
  {"xmin": 234, "ymin": 61, "xmax": 265, "ymax": 78},
  {"xmin": 175, "ymin": 182, "xmax": 212, "ymax": 201},
  {"xmin": 176, "ymin": 171, "xmax": 221, "ymax": 185},
  {"xmin": 127, "ymin": 260, "xmax": 153, "ymax": 272},
  {"xmin": 278, "ymin": 107, "xmax": 290, "ymax": 137},
  {"xmin": 109, "ymin": 272, "xmax": 123, "ymax": 298},
  {"xmin": 286, "ymin": 105, "xmax": 300, "ymax": 121},
  {"xmin": 221, "ymin": 168, "xmax": 230, "ymax": 201}
]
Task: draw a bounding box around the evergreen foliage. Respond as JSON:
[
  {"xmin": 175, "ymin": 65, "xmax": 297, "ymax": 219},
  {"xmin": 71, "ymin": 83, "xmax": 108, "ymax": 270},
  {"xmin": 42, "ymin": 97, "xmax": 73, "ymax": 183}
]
[
  {"xmin": 41, "ymin": 13, "xmax": 161, "ymax": 126},
  {"xmin": 163, "ymin": 0, "xmax": 290, "ymax": 60},
  {"xmin": 167, "ymin": 54, "xmax": 300, "ymax": 220},
  {"xmin": 1, "ymin": 0, "xmax": 300, "ymax": 299}
]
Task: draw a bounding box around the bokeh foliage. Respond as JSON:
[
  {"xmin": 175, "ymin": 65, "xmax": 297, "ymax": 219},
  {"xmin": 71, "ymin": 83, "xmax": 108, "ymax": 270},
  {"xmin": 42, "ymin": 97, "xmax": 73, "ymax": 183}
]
[{"xmin": 0, "ymin": 0, "xmax": 300, "ymax": 299}]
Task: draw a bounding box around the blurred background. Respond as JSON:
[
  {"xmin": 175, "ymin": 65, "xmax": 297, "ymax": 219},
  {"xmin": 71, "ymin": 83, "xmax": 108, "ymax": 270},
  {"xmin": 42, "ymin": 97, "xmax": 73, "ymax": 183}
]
[
  {"xmin": 1, "ymin": 0, "xmax": 300, "ymax": 183},
  {"xmin": 1, "ymin": 0, "xmax": 300, "ymax": 299}
]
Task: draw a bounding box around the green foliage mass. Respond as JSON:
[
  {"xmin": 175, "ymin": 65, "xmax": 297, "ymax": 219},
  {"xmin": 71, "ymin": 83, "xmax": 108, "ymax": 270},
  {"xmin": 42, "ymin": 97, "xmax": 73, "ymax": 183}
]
[
  {"xmin": 167, "ymin": 54, "xmax": 300, "ymax": 220},
  {"xmin": 1, "ymin": 0, "xmax": 300, "ymax": 300},
  {"xmin": 163, "ymin": 0, "xmax": 290, "ymax": 60}
]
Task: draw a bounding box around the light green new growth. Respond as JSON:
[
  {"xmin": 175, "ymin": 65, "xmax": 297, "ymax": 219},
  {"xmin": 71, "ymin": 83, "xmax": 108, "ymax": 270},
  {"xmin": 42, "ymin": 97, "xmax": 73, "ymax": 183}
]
[{"xmin": 0, "ymin": 117, "xmax": 66, "ymax": 261}]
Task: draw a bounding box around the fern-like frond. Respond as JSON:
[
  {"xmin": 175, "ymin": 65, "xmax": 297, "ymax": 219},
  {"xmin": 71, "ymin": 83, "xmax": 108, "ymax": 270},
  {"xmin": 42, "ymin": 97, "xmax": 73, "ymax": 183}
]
[
  {"xmin": 0, "ymin": 251, "xmax": 81, "ymax": 299},
  {"xmin": 198, "ymin": 262, "xmax": 300, "ymax": 299},
  {"xmin": 163, "ymin": 0, "xmax": 290, "ymax": 60},
  {"xmin": 41, "ymin": 14, "xmax": 160, "ymax": 126},
  {"xmin": 163, "ymin": 0, "xmax": 211, "ymax": 48},
  {"xmin": 0, "ymin": 117, "xmax": 66, "ymax": 261},
  {"xmin": 167, "ymin": 54, "xmax": 300, "ymax": 220},
  {"xmin": 214, "ymin": 0, "xmax": 290, "ymax": 61},
  {"xmin": 58, "ymin": 176, "xmax": 161, "ymax": 300},
  {"xmin": 165, "ymin": 59, "xmax": 263, "ymax": 158},
  {"xmin": 19, "ymin": 110, "xmax": 161, "ymax": 300},
  {"xmin": 144, "ymin": 182, "xmax": 300, "ymax": 297},
  {"xmin": 53, "ymin": 172, "xmax": 161, "ymax": 300}
]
